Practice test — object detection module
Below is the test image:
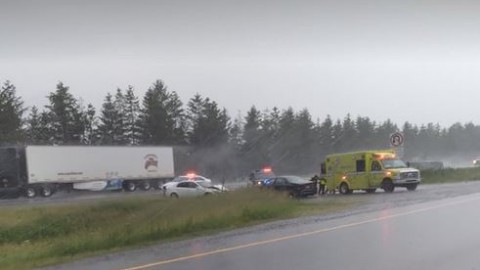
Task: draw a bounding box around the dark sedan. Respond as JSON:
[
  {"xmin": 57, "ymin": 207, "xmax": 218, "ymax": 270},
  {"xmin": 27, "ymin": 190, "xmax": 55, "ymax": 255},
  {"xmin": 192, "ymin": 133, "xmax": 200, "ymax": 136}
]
[{"xmin": 266, "ymin": 175, "xmax": 317, "ymax": 197}]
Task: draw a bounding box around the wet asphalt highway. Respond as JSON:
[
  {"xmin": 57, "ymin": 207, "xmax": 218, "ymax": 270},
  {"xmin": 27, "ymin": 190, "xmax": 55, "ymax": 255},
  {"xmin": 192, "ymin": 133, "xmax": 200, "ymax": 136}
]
[{"xmin": 37, "ymin": 181, "xmax": 480, "ymax": 270}]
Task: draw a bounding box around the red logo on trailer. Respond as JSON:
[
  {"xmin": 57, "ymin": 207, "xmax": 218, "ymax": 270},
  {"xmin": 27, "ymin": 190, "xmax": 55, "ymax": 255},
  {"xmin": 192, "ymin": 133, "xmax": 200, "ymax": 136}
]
[{"xmin": 144, "ymin": 154, "xmax": 158, "ymax": 171}]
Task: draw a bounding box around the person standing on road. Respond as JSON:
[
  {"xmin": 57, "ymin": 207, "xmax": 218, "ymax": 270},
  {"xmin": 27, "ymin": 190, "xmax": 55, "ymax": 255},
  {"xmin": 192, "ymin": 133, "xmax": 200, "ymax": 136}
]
[
  {"xmin": 319, "ymin": 178, "xmax": 327, "ymax": 195},
  {"xmin": 310, "ymin": 174, "xmax": 320, "ymax": 195}
]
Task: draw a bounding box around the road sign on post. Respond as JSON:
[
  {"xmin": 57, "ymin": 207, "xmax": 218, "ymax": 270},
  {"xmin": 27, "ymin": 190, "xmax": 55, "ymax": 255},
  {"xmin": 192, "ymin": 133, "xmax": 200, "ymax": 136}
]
[
  {"xmin": 390, "ymin": 132, "xmax": 404, "ymax": 147},
  {"xmin": 390, "ymin": 132, "xmax": 405, "ymax": 158}
]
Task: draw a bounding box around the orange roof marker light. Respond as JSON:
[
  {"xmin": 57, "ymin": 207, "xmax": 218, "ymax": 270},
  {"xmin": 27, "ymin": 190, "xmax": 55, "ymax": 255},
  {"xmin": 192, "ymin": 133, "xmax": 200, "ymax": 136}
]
[{"xmin": 374, "ymin": 153, "xmax": 396, "ymax": 160}]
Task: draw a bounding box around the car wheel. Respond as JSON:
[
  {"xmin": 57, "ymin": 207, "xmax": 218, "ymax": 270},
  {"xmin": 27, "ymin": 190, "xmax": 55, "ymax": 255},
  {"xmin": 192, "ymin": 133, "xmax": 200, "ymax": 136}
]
[
  {"xmin": 170, "ymin": 193, "xmax": 179, "ymax": 198},
  {"xmin": 339, "ymin": 182, "xmax": 350, "ymax": 195}
]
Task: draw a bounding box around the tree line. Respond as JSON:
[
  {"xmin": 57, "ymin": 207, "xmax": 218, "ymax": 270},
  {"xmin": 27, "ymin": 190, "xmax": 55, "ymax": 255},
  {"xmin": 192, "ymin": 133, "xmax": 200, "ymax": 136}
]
[{"xmin": 1, "ymin": 79, "xmax": 480, "ymax": 178}]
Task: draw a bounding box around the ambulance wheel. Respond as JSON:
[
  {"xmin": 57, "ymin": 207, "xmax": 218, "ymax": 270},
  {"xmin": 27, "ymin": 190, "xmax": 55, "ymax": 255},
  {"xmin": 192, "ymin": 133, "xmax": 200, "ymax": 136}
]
[
  {"xmin": 406, "ymin": 183, "xmax": 418, "ymax": 191},
  {"xmin": 382, "ymin": 179, "xmax": 395, "ymax": 193},
  {"xmin": 339, "ymin": 182, "xmax": 350, "ymax": 195}
]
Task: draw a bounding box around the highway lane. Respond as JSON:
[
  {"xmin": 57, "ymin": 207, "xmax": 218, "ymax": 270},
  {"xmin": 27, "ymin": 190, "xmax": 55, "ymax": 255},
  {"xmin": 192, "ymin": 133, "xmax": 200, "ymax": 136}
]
[
  {"xmin": 39, "ymin": 185, "xmax": 480, "ymax": 270},
  {"xmin": 120, "ymin": 194, "xmax": 480, "ymax": 270}
]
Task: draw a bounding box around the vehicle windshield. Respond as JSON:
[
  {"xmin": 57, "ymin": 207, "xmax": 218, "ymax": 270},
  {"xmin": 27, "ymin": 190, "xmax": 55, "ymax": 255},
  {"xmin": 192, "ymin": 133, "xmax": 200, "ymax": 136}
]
[{"xmin": 381, "ymin": 159, "xmax": 407, "ymax": 169}]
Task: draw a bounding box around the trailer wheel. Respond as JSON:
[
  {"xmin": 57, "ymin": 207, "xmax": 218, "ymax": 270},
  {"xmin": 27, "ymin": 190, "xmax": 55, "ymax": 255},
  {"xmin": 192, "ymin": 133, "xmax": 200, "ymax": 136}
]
[
  {"xmin": 140, "ymin": 181, "xmax": 151, "ymax": 191},
  {"xmin": 25, "ymin": 186, "xmax": 37, "ymax": 198},
  {"xmin": 124, "ymin": 181, "xmax": 137, "ymax": 192},
  {"xmin": 41, "ymin": 185, "xmax": 53, "ymax": 197},
  {"xmin": 339, "ymin": 182, "xmax": 350, "ymax": 195}
]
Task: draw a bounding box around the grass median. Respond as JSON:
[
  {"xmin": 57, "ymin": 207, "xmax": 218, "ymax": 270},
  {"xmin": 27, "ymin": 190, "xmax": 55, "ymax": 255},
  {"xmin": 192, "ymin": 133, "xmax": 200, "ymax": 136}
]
[
  {"xmin": 420, "ymin": 166, "xmax": 480, "ymax": 183},
  {"xmin": 0, "ymin": 188, "xmax": 353, "ymax": 270}
]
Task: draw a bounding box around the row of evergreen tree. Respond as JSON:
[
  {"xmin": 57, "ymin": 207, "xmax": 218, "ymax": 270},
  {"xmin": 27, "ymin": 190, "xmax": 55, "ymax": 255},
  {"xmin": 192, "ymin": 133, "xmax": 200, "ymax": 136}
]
[{"xmin": 1, "ymin": 79, "xmax": 479, "ymax": 178}]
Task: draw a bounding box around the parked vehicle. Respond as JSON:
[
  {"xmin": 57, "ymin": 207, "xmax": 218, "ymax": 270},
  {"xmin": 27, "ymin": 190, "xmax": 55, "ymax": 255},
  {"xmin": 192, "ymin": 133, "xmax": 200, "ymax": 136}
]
[
  {"xmin": 172, "ymin": 174, "xmax": 212, "ymax": 183},
  {"xmin": 162, "ymin": 173, "xmax": 212, "ymax": 189},
  {"xmin": 322, "ymin": 149, "xmax": 421, "ymax": 194},
  {"xmin": 265, "ymin": 175, "xmax": 316, "ymax": 197},
  {"xmin": 0, "ymin": 145, "xmax": 175, "ymax": 198},
  {"xmin": 163, "ymin": 180, "xmax": 221, "ymax": 198},
  {"xmin": 249, "ymin": 167, "xmax": 275, "ymax": 186}
]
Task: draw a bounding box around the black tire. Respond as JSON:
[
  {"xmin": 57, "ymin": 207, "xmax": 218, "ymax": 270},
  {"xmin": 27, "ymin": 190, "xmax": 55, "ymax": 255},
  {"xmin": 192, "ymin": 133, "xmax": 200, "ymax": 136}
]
[
  {"xmin": 124, "ymin": 181, "xmax": 137, "ymax": 192},
  {"xmin": 339, "ymin": 182, "xmax": 350, "ymax": 195},
  {"xmin": 140, "ymin": 181, "xmax": 151, "ymax": 191},
  {"xmin": 406, "ymin": 183, "xmax": 418, "ymax": 191},
  {"xmin": 170, "ymin": 193, "xmax": 179, "ymax": 198},
  {"xmin": 25, "ymin": 186, "xmax": 37, "ymax": 198},
  {"xmin": 41, "ymin": 185, "xmax": 54, "ymax": 197},
  {"xmin": 366, "ymin": 188, "xmax": 376, "ymax": 194},
  {"xmin": 382, "ymin": 179, "xmax": 395, "ymax": 193}
]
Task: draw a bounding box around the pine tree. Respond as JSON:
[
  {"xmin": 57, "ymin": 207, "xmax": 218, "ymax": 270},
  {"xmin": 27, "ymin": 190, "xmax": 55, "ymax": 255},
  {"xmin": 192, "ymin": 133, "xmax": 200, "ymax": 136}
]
[
  {"xmin": 124, "ymin": 86, "xmax": 141, "ymax": 145},
  {"xmin": 139, "ymin": 80, "xmax": 184, "ymax": 145},
  {"xmin": 46, "ymin": 82, "xmax": 84, "ymax": 144},
  {"xmin": 0, "ymin": 80, "xmax": 26, "ymax": 144},
  {"xmin": 25, "ymin": 106, "xmax": 55, "ymax": 144},
  {"xmin": 98, "ymin": 93, "xmax": 124, "ymax": 145}
]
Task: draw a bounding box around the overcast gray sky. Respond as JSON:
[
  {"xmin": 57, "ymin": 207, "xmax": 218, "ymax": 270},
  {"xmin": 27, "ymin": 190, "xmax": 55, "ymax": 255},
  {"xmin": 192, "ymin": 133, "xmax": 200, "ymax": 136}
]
[{"xmin": 1, "ymin": 0, "xmax": 480, "ymax": 126}]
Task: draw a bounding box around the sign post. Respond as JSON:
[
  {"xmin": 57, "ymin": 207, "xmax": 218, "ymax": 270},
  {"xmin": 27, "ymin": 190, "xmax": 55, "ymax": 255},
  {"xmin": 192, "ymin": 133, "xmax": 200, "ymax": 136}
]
[{"xmin": 390, "ymin": 132, "xmax": 405, "ymax": 158}]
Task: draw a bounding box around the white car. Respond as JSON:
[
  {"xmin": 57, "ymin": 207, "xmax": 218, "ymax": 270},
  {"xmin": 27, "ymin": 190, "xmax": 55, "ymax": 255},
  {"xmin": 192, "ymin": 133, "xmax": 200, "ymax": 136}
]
[
  {"xmin": 163, "ymin": 180, "xmax": 220, "ymax": 198},
  {"xmin": 162, "ymin": 174, "xmax": 212, "ymax": 189}
]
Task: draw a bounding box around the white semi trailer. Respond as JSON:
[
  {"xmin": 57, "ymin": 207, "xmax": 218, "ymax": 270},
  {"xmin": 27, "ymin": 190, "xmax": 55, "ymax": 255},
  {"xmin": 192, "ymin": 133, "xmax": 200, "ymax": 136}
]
[{"xmin": 0, "ymin": 145, "xmax": 175, "ymax": 198}]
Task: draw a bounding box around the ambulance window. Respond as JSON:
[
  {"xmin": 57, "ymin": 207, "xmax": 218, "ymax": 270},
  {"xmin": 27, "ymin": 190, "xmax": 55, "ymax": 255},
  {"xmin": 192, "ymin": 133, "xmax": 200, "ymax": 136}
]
[
  {"xmin": 371, "ymin": 161, "xmax": 382, "ymax": 171},
  {"xmin": 356, "ymin": 160, "xmax": 366, "ymax": 172}
]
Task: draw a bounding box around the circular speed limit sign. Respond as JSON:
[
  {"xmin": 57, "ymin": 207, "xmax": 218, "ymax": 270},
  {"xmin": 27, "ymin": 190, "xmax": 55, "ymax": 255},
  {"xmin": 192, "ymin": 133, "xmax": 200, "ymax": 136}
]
[{"xmin": 390, "ymin": 132, "xmax": 404, "ymax": 147}]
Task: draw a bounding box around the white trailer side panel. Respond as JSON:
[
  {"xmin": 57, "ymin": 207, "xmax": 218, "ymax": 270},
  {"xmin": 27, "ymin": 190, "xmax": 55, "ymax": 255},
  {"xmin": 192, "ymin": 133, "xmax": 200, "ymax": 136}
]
[{"xmin": 25, "ymin": 146, "xmax": 174, "ymax": 184}]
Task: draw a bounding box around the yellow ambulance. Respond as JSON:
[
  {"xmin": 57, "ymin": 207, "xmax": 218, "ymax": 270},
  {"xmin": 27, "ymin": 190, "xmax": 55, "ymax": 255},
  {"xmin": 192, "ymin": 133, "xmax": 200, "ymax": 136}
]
[{"xmin": 320, "ymin": 149, "xmax": 420, "ymax": 194}]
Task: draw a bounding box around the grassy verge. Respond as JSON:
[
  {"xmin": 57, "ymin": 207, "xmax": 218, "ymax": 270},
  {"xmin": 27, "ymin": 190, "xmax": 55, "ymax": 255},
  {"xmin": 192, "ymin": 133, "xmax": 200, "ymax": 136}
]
[
  {"xmin": 421, "ymin": 167, "xmax": 480, "ymax": 184},
  {"xmin": 0, "ymin": 189, "xmax": 352, "ymax": 270}
]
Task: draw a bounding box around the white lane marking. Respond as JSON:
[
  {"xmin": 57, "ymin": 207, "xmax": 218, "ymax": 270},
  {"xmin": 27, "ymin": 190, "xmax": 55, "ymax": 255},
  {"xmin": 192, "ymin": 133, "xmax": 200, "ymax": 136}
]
[{"xmin": 120, "ymin": 195, "xmax": 480, "ymax": 270}]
